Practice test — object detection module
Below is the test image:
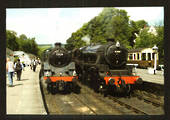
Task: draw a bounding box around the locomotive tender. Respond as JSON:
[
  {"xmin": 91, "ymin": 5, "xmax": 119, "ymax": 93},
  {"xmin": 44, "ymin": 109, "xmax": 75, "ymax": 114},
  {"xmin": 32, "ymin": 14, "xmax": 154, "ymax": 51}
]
[
  {"xmin": 39, "ymin": 43, "xmax": 78, "ymax": 93},
  {"xmin": 73, "ymin": 39, "xmax": 142, "ymax": 95}
]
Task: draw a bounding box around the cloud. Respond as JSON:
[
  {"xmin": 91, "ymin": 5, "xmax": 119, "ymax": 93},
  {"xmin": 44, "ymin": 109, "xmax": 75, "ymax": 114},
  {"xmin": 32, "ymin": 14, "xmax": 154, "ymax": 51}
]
[
  {"xmin": 7, "ymin": 8, "xmax": 103, "ymax": 44},
  {"xmin": 116, "ymin": 7, "xmax": 164, "ymax": 25},
  {"xmin": 6, "ymin": 7, "xmax": 163, "ymax": 45}
]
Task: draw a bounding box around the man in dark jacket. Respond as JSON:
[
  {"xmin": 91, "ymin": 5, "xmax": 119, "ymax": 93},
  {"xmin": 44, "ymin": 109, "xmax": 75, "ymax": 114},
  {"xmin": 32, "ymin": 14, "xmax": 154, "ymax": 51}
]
[
  {"xmin": 14, "ymin": 59, "xmax": 23, "ymax": 81},
  {"xmin": 32, "ymin": 59, "xmax": 37, "ymax": 72}
]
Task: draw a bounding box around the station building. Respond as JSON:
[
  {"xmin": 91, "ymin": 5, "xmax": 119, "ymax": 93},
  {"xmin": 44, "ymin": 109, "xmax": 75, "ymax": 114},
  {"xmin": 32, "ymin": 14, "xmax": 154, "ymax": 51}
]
[{"xmin": 127, "ymin": 48, "xmax": 159, "ymax": 68}]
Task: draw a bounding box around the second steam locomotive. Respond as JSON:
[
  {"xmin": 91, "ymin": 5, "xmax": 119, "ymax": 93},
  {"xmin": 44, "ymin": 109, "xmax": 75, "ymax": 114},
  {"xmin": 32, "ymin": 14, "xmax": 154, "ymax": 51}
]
[
  {"xmin": 73, "ymin": 39, "xmax": 142, "ymax": 95},
  {"xmin": 39, "ymin": 43, "xmax": 78, "ymax": 94}
]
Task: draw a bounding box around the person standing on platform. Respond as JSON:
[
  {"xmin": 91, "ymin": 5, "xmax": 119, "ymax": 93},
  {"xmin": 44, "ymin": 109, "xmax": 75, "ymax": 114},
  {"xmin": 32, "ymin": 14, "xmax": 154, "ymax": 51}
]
[
  {"xmin": 30, "ymin": 59, "xmax": 33, "ymax": 70},
  {"xmin": 32, "ymin": 59, "xmax": 37, "ymax": 72},
  {"xmin": 14, "ymin": 59, "xmax": 23, "ymax": 81},
  {"xmin": 22, "ymin": 61, "xmax": 25, "ymax": 71},
  {"xmin": 6, "ymin": 57, "xmax": 15, "ymax": 87}
]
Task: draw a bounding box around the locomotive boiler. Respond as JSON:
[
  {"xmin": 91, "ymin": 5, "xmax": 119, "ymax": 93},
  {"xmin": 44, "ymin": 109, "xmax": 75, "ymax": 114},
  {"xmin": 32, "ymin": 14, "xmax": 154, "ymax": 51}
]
[
  {"xmin": 39, "ymin": 42, "xmax": 78, "ymax": 94},
  {"xmin": 73, "ymin": 39, "xmax": 142, "ymax": 95}
]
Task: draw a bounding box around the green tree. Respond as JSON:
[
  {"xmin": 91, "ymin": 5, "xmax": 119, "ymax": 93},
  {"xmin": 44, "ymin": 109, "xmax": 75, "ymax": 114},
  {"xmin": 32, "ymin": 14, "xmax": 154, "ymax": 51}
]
[
  {"xmin": 17, "ymin": 34, "xmax": 28, "ymax": 50},
  {"xmin": 155, "ymin": 26, "xmax": 164, "ymax": 64},
  {"xmin": 66, "ymin": 7, "xmax": 134, "ymax": 49},
  {"xmin": 135, "ymin": 28, "xmax": 156, "ymax": 48},
  {"xmin": 19, "ymin": 34, "xmax": 27, "ymax": 40},
  {"xmin": 98, "ymin": 8, "xmax": 132, "ymax": 46},
  {"xmin": 135, "ymin": 26, "xmax": 164, "ymax": 64},
  {"xmin": 135, "ymin": 20, "xmax": 148, "ymax": 29},
  {"xmin": 128, "ymin": 20, "xmax": 148, "ymax": 48},
  {"xmin": 6, "ymin": 30, "xmax": 40, "ymax": 57},
  {"xmin": 6, "ymin": 30, "xmax": 19, "ymax": 50},
  {"xmin": 20, "ymin": 37, "xmax": 39, "ymax": 56},
  {"xmin": 30, "ymin": 38, "xmax": 39, "ymax": 56}
]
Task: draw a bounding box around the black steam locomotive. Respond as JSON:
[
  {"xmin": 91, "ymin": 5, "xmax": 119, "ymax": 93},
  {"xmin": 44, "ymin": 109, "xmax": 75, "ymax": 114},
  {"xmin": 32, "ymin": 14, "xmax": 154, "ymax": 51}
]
[
  {"xmin": 39, "ymin": 43, "xmax": 78, "ymax": 94},
  {"xmin": 73, "ymin": 39, "xmax": 142, "ymax": 95}
]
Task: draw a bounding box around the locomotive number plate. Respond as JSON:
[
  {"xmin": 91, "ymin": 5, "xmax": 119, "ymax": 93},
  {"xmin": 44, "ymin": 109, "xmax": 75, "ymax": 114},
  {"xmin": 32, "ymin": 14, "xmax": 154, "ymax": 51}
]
[
  {"xmin": 56, "ymin": 53, "xmax": 64, "ymax": 56},
  {"xmin": 114, "ymin": 50, "xmax": 121, "ymax": 53}
]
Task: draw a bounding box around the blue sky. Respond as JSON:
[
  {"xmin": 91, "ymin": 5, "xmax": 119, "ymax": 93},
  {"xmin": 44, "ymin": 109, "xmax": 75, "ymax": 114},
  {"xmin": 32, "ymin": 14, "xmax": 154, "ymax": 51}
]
[{"xmin": 6, "ymin": 7, "xmax": 164, "ymax": 45}]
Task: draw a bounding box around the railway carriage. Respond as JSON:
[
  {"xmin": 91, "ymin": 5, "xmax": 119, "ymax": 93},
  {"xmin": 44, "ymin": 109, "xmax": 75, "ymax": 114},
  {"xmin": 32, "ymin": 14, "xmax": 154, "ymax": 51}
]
[
  {"xmin": 127, "ymin": 48, "xmax": 159, "ymax": 69},
  {"xmin": 73, "ymin": 39, "xmax": 143, "ymax": 95}
]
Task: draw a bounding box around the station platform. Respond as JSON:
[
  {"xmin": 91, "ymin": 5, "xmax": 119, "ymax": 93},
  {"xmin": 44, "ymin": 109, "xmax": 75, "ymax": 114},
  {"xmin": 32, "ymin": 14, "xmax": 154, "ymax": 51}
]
[
  {"xmin": 7, "ymin": 65, "xmax": 47, "ymax": 114},
  {"xmin": 135, "ymin": 68, "xmax": 164, "ymax": 85}
]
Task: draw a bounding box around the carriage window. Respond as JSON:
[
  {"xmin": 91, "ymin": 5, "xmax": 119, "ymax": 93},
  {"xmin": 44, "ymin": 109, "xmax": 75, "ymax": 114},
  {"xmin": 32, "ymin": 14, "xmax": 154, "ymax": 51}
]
[
  {"xmin": 152, "ymin": 53, "xmax": 155, "ymax": 60},
  {"xmin": 137, "ymin": 53, "xmax": 140, "ymax": 60},
  {"xmin": 134, "ymin": 54, "xmax": 136, "ymax": 60},
  {"xmin": 129, "ymin": 54, "xmax": 133, "ymax": 60},
  {"xmin": 148, "ymin": 53, "xmax": 151, "ymax": 60},
  {"xmin": 142, "ymin": 53, "xmax": 146, "ymax": 60}
]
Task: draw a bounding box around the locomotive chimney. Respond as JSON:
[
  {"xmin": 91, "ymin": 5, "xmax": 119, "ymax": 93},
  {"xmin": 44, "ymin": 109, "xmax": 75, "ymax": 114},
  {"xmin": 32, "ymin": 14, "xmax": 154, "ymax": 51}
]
[{"xmin": 55, "ymin": 42, "xmax": 61, "ymax": 47}]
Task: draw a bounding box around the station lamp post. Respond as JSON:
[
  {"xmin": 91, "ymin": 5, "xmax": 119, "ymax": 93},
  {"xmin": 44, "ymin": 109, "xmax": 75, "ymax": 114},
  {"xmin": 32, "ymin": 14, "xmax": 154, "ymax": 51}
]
[{"xmin": 152, "ymin": 45, "xmax": 158, "ymax": 75}]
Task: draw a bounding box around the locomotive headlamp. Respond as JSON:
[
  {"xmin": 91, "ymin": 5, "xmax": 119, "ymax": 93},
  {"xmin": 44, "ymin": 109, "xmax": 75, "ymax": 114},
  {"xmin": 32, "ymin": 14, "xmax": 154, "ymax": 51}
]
[
  {"xmin": 116, "ymin": 41, "xmax": 120, "ymax": 48},
  {"xmin": 73, "ymin": 70, "xmax": 77, "ymax": 76},
  {"xmin": 44, "ymin": 70, "xmax": 52, "ymax": 77},
  {"xmin": 60, "ymin": 72, "xmax": 63, "ymax": 76}
]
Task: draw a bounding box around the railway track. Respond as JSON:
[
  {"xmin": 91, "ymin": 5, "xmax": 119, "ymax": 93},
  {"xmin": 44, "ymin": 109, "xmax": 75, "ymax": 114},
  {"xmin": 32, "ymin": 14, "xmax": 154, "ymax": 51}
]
[
  {"xmin": 132, "ymin": 90, "xmax": 164, "ymax": 108},
  {"xmin": 40, "ymin": 77, "xmax": 164, "ymax": 115},
  {"xmin": 71, "ymin": 93, "xmax": 98, "ymax": 115},
  {"xmin": 76, "ymin": 82, "xmax": 147, "ymax": 115},
  {"xmin": 77, "ymin": 81, "xmax": 164, "ymax": 115},
  {"xmin": 40, "ymin": 79, "xmax": 101, "ymax": 115},
  {"xmin": 107, "ymin": 95, "xmax": 148, "ymax": 115},
  {"xmin": 41, "ymin": 80, "xmax": 134, "ymax": 115},
  {"xmin": 107, "ymin": 95, "xmax": 164, "ymax": 115}
]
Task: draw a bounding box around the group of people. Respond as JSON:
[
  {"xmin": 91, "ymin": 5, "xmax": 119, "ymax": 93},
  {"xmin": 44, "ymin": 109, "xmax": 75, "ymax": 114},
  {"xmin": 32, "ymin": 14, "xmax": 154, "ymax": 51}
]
[
  {"xmin": 6, "ymin": 58, "xmax": 24, "ymax": 87},
  {"xmin": 6, "ymin": 57, "xmax": 39, "ymax": 87}
]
